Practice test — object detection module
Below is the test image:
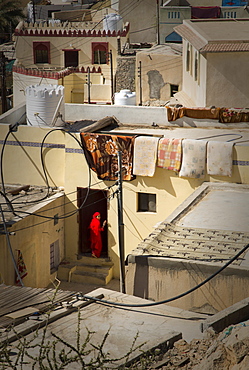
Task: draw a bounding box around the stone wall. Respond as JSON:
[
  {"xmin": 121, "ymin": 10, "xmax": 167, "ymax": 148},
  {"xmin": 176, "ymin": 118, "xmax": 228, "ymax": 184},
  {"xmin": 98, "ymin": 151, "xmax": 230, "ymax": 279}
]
[{"xmin": 115, "ymin": 56, "xmax": 136, "ymax": 93}]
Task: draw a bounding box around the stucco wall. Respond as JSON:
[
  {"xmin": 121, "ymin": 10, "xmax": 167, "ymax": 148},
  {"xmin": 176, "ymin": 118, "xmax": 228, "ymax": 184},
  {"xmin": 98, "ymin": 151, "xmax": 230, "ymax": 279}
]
[
  {"xmin": 0, "ymin": 194, "xmax": 65, "ymax": 287},
  {"xmin": 136, "ymin": 46, "xmax": 182, "ymax": 105},
  {"xmin": 1, "ymin": 121, "xmax": 249, "ymax": 280},
  {"xmin": 126, "ymin": 256, "xmax": 249, "ymax": 314},
  {"xmin": 119, "ymin": 0, "xmax": 156, "ymax": 43},
  {"xmin": 181, "ymin": 40, "xmax": 249, "ymax": 108},
  {"xmin": 206, "ymin": 52, "xmax": 249, "ymax": 108}
]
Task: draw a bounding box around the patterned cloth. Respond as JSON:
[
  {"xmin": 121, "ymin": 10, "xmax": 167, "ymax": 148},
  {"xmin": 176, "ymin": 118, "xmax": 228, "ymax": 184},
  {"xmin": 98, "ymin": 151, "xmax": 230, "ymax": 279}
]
[
  {"xmin": 157, "ymin": 138, "xmax": 182, "ymax": 172},
  {"xmin": 219, "ymin": 108, "xmax": 249, "ymax": 123},
  {"xmin": 16, "ymin": 250, "xmax": 28, "ymax": 286},
  {"xmin": 133, "ymin": 136, "xmax": 159, "ymax": 177},
  {"xmin": 81, "ymin": 133, "xmax": 135, "ymax": 181},
  {"xmin": 207, "ymin": 141, "xmax": 234, "ymax": 177},
  {"xmin": 179, "ymin": 139, "xmax": 207, "ymax": 178},
  {"xmin": 166, "ymin": 106, "xmax": 220, "ymax": 121}
]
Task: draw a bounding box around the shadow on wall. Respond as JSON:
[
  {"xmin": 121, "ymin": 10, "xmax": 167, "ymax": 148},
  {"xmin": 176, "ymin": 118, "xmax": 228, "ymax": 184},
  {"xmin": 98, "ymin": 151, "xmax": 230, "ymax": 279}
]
[{"xmin": 133, "ymin": 256, "xmax": 149, "ymax": 299}]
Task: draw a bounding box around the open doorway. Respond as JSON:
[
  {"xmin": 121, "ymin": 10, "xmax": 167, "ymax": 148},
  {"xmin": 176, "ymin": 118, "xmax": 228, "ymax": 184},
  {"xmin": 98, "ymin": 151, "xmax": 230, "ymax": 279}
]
[{"xmin": 77, "ymin": 187, "xmax": 108, "ymax": 257}]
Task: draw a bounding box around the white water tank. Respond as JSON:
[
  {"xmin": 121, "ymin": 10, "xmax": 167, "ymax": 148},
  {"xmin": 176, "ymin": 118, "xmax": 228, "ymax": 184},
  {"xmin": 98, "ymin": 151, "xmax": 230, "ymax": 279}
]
[
  {"xmin": 114, "ymin": 89, "xmax": 136, "ymax": 106},
  {"xmin": 103, "ymin": 13, "xmax": 123, "ymax": 33},
  {"xmin": 26, "ymin": 84, "xmax": 65, "ymax": 127}
]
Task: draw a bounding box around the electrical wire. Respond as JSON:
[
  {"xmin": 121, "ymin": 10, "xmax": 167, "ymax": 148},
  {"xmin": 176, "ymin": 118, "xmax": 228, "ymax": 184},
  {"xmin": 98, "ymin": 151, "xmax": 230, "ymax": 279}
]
[{"xmin": 83, "ymin": 242, "xmax": 249, "ymax": 308}]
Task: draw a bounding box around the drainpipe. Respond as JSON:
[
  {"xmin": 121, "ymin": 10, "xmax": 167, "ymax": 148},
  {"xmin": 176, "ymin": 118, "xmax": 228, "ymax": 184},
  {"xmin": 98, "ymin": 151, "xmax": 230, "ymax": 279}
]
[{"xmin": 117, "ymin": 151, "xmax": 125, "ymax": 293}]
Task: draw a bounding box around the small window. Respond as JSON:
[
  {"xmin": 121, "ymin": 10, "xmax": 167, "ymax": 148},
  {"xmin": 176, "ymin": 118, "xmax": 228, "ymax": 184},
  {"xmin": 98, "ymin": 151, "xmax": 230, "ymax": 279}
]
[
  {"xmin": 138, "ymin": 193, "xmax": 156, "ymax": 213},
  {"xmin": 170, "ymin": 84, "xmax": 179, "ymax": 97},
  {"xmin": 33, "ymin": 42, "xmax": 50, "ymax": 64},
  {"xmin": 92, "ymin": 42, "xmax": 108, "ymax": 64},
  {"xmin": 50, "ymin": 240, "xmax": 60, "ymax": 272}
]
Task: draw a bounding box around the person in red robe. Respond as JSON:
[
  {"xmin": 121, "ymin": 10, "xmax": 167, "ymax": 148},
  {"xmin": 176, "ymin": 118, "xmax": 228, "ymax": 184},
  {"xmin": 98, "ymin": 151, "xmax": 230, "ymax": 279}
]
[{"xmin": 89, "ymin": 212, "xmax": 106, "ymax": 258}]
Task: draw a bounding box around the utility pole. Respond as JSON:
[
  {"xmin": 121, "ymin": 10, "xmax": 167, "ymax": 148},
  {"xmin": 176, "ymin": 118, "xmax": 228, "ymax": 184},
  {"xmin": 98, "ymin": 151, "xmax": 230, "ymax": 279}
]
[
  {"xmin": 0, "ymin": 51, "xmax": 7, "ymax": 114},
  {"xmin": 117, "ymin": 151, "xmax": 126, "ymax": 293},
  {"xmin": 87, "ymin": 67, "xmax": 91, "ymax": 104},
  {"xmin": 109, "ymin": 50, "xmax": 114, "ymax": 104},
  {"xmin": 138, "ymin": 61, "xmax": 142, "ymax": 106},
  {"xmin": 156, "ymin": 0, "xmax": 160, "ymax": 45}
]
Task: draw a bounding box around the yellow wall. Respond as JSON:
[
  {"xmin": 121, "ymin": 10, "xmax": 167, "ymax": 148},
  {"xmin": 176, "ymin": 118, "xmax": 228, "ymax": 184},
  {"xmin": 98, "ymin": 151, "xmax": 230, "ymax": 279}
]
[
  {"xmin": 0, "ymin": 194, "xmax": 65, "ymax": 287},
  {"xmin": 1, "ymin": 123, "xmax": 249, "ymax": 281}
]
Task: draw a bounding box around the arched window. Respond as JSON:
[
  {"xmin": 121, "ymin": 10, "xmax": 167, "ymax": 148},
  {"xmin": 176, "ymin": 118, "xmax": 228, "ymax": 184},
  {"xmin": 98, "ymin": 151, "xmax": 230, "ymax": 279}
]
[
  {"xmin": 33, "ymin": 42, "xmax": 50, "ymax": 64},
  {"xmin": 92, "ymin": 42, "xmax": 108, "ymax": 64}
]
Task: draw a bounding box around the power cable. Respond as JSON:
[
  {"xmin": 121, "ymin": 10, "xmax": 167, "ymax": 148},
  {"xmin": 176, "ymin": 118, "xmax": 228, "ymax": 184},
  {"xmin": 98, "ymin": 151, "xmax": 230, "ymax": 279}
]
[{"xmin": 83, "ymin": 242, "xmax": 249, "ymax": 307}]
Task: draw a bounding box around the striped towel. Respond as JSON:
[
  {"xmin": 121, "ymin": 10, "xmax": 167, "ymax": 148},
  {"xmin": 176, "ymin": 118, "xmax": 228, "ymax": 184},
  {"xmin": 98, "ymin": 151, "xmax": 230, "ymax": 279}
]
[
  {"xmin": 133, "ymin": 136, "xmax": 159, "ymax": 177},
  {"xmin": 179, "ymin": 139, "xmax": 207, "ymax": 178},
  {"xmin": 207, "ymin": 141, "xmax": 234, "ymax": 177},
  {"xmin": 157, "ymin": 138, "xmax": 182, "ymax": 172}
]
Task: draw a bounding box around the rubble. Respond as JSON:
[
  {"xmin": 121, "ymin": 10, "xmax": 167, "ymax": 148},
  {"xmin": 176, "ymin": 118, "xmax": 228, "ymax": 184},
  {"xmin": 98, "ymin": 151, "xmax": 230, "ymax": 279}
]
[{"xmin": 148, "ymin": 320, "xmax": 249, "ymax": 370}]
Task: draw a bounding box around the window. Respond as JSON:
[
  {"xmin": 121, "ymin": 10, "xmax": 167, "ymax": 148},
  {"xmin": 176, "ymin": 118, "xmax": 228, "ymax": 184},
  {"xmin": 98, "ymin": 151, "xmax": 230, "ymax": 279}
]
[
  {"xmin": 92, "ymin": 42, "xmax": 108, "ymax": 64},
  {"xmin": 64, "ymin": 50, "xmax": 79, "ymax": 68},
  {"xmin": 186, "ymin": 43, "xmax": 192, "ymax": 75},
  {"xmin": 50, "ymin": 240, "xmax": 60, "ymax": 272},
  {"xmin": 168, "ymin": 11, "xmax": 180, "ymax": 19},
  {"xmin": 33, "ymin": 42, "xmax": 50, "ymax": 64},
  {"xmin": 138, "ymin": 193, "xmax": 156, "ymax": 213},
  {"xmin": 170, "ymin": 84, "xmax": 179, "ymax": 97},
  {"xmin": 223, "ymin": 11, "xmax": 236, "ymax": 18}
]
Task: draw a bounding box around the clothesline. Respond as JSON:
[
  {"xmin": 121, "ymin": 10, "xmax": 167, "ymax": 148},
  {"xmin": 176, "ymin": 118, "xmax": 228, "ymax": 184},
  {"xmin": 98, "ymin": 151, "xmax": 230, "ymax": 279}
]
[{"xmin": 81, "ymin": 132, "xmax": 237, "ymax": 181}]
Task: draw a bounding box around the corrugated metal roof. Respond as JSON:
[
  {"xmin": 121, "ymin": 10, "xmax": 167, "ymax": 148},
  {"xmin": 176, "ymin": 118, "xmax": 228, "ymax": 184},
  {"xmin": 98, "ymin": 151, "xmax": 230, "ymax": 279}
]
[{"xmin": 0, "ymin": 284, "xmax": 76, "ymax": 328}]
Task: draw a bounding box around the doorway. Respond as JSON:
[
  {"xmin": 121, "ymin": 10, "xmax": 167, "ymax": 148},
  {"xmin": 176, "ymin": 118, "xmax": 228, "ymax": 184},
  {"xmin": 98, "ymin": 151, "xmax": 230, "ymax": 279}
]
[{"xmin": 77, "ymin": 187, "xmax": 108, "ymax": 257}]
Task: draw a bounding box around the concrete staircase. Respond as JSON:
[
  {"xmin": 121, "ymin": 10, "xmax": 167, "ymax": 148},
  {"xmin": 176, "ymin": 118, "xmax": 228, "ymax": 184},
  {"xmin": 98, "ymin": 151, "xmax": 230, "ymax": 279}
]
[{"xmin": 57, "ymin": 256, "xmax": 114, "ymax": 285}]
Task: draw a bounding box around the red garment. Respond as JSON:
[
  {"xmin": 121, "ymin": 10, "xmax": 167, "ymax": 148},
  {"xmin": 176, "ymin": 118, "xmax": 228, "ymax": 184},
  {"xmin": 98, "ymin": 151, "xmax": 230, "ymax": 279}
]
[{"xmin": 89, "ymin": 212, "xmax": 104, "ymax": 258}]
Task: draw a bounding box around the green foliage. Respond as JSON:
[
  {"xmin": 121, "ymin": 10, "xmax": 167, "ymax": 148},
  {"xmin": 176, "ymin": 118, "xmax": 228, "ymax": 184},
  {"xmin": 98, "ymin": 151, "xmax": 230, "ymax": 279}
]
[{"xmin": 0, "ymin": 0, "xmax": 24, "ymax": 40}]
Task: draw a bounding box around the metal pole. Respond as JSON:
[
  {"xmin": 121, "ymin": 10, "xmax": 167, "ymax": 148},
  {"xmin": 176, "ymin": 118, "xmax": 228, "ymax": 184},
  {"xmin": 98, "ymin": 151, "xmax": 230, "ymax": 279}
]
[
  {"xmin": 87, "ymin": 67, "xmax": 91, "ymax": 104},
  {"xmin": 0, "ymin": 51, "xmax": 7, "ymax": 114},
  {"xmin": 138, "ymin": 61, "xmax": 142, "ymax": 106},
  {"xmin": 117, "ymin": 151, "xmax": 125, "ymax": 293},
  {"xmin": 156, "ymin": 0, "xmax": 160, "ymax": 45},
  {"xmin": 109, "ymin": 50, "xmax": 114, "ymax": 104},
  {"xmin": 0, "ymin": 204, "xmax": 24, "ymax": 286}
]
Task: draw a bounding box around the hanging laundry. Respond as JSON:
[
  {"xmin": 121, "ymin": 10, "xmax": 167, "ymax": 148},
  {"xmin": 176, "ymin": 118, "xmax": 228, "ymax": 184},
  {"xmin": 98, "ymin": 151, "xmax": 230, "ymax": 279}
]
[
  {"xmin": 166, "ymin": 106, "xmax": 220, "ymax": 122},
  {"xmin": 16, "ymin": 250, "xmax": 28, "ymax": 286},
  {"xmin": 133, "ymin": 136, "xmax": 159, "ymax": 177},
  {"xmin": 179, "ymin": 139, "xmax": 207, "ymax": 178},
  {"xmin": 81, "ymin": 133, "xmax": 135, "ymax": 181},
  {"xmin": 191, "ymin": 6, "xmax": 221, "ymax": 19},
  {"xmin": 219, "ymin": 108, "xmax": 249, "ymax": 123},
  {"xmin": 157, "ymin": 138, "xmax": 182, "ymax": 172},
  {"xmin": 207, "ymin": 141, "xmax": 234, "ymax": 177}
]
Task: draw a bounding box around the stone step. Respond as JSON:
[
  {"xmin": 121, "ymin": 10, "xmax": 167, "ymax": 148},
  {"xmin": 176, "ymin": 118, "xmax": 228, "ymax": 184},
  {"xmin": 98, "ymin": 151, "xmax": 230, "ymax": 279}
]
[
  {"xmin": 57, "ymin": 257, "xmax": 114, "ymax": 285},
  {"xmin": 70, "ymin": 270, "xmax": 111, "ymax": 285}
]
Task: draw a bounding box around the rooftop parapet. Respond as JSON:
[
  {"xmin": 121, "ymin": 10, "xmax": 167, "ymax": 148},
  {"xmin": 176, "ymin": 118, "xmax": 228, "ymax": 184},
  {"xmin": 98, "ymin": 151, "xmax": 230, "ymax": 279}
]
[{"xmin": 14, "ymin": 21, "xmax": 130, "ymax": 38}]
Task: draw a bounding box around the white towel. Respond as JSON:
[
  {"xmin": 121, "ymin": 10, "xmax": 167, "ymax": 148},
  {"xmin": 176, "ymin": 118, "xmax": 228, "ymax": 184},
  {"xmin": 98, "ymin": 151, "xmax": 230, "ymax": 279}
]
[
  {"xmin": 207, "ymin": 141, "xmax": 234, "ymax": 177},
  {"xmin": 133, "ymin": 136, "xmax": 159, "ymax": 177},
  {"xmin": 179, "ymin": 139, "xmax": 207, "ymax": 178}
]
